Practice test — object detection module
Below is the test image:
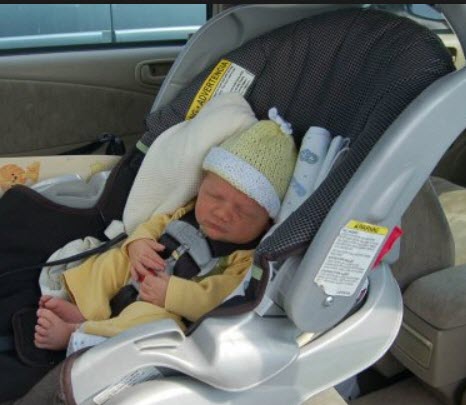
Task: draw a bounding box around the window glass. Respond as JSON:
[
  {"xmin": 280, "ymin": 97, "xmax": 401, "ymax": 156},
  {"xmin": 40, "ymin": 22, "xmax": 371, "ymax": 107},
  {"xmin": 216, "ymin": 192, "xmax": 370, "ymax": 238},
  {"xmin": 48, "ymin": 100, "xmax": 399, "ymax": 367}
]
[
  {"xmin": 0, "ymin": 4, "xmax": 206, "ymax": 51},
  {"xmin": 365, "ymin": 4, "xmax": 450, "ymax": 32},
  {"xmin": 409, "ymin": 5, "xmax": 444, "ymax": 21},
  {"xmin": 112, "ymin": 4, "xmax": 206, "ymax": 43},
  {"xmin": 365, "ymin": 4, "xmax": 464, "ymax": 69}
]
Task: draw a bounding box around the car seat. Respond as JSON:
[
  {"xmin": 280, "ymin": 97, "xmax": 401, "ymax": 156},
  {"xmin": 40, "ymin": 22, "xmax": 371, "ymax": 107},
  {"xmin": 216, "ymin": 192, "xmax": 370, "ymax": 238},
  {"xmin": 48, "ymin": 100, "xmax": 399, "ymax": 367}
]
[{"xmin": 2, "ymin": 4, "xmax": 465, "ymax": 404}]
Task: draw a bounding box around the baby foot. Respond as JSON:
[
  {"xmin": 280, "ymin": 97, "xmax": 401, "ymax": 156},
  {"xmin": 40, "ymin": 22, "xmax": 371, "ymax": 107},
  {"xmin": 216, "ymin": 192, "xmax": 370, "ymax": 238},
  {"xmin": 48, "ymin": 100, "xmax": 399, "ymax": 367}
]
[
  {"xmin": 34, "ymin": 308, "xmax": 79, "ymax": 351},
  {"xmin": 39, "ymin": 295, "xmax": 85, "ymax": 323}
]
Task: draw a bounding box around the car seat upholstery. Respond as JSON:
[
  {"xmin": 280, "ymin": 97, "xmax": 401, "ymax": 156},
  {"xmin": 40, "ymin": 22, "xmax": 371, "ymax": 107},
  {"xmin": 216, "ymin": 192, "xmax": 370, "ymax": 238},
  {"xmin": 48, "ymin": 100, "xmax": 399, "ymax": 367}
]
[
  {"xmin": 370, "ymin": 178, "xmax": 456, "ymax": 382},
  {"xmin": 391, "ymin": 180, "xmax": 455, "ymax": 291},
  {"xmin": 437, "ymin": 183, "xmax": 466, "ymax": 266},
  {"xmin": 371, "ymin": 176, "xmax": 455, "ymax": 364},
  {"xmin": 1, "ymin": 5, "xmax": 463, "ymax": 404},
  {"xmin": 386, "ymin": 181, "xmax": 466, "ymax": 404}
]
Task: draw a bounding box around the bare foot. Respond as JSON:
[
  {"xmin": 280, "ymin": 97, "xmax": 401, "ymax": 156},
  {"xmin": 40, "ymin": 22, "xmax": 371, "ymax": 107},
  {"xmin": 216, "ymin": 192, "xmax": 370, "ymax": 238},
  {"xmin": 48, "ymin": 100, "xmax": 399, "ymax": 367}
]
[
  {"xmin": 39, "ymin": 295, "xmax": 85, "ymax": 323},
  {"xmin": 34, "ymin": 308, "xmax": 79, "ymax": 350}
]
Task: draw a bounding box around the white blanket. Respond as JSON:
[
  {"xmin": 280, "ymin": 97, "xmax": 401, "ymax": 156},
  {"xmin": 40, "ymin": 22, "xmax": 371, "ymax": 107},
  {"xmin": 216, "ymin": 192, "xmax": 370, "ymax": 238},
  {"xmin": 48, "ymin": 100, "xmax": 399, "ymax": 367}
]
[{"xmin": 123, "ymin": 93, "xmax": 258, "ymax": 233}]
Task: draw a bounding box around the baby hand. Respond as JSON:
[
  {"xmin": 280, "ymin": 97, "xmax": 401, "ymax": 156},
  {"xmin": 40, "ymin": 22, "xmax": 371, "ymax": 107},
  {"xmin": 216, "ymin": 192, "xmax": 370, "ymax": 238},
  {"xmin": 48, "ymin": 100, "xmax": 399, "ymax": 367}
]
[
  {"xmin": 127, "ymin": 239, "xmax": 166, "ymax": 281},
  {"xmin": 139, "ymin": 272, "xmax": 170, "ymax": 307}
]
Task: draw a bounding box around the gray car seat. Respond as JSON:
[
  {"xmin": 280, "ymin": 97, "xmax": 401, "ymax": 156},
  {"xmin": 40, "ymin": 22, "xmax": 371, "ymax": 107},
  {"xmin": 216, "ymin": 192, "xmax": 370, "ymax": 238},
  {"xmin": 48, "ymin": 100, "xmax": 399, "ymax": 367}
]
[
  {"xmin": 129, "ymin": 4, "xmax": 454, "ymax": 331},
  {"xmin": 41, "ymin": 5, "xmax": 466, "ymax": 405},
  {"xmin": 35, "ymin": 5, "xmax": 465, "ymax": 404}
]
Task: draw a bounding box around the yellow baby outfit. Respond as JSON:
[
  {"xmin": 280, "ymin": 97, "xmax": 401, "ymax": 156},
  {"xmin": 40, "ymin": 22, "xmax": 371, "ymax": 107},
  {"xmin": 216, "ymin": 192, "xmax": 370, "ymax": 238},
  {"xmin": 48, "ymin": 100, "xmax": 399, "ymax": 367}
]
[
  {"xmin": 63, "ymin": 112, "xmax": 297, "ymax": 338},
  {"xmin": 63, "ymin": 202, "xmax": 254, "ymax": 337}
]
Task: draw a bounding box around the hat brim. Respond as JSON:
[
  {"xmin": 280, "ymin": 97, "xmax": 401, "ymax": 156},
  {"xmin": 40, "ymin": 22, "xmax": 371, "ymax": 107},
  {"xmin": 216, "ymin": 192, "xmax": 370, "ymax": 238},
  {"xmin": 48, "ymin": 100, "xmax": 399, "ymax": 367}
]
[{"xmin": 203, "ymin": 147, "xmax": 280, "ymax": 218}]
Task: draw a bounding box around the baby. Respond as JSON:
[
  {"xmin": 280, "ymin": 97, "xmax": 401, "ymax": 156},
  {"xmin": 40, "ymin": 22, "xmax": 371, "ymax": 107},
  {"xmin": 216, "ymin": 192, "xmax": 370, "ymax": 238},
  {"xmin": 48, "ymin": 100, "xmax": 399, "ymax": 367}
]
[{"xmin": 34, "ymin": 116, "xmax": 297, "ymax": 350}]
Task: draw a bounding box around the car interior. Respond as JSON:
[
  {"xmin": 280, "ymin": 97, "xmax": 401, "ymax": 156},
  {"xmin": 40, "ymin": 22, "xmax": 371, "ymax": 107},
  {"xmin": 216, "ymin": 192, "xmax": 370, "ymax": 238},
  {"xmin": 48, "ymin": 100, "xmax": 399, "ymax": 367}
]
[{"xmin": 0, "ymin": 4, "xmax": 465, "ymax": 405}]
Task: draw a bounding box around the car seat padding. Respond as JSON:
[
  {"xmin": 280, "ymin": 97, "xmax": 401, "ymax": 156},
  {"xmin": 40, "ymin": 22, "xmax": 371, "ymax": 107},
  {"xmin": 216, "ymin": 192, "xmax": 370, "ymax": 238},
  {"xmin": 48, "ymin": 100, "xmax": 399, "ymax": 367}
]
[{"xmin": 12, "ymin": 307, "xmax": 65, "ymax": 368}]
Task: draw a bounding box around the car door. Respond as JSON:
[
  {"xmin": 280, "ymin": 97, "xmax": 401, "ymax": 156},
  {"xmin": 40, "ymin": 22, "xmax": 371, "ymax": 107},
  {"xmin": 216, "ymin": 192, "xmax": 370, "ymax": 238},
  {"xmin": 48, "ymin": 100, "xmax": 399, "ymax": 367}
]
[{"xmin": 0, "ymin": 4, "xmax": 208, "ymax": 157}]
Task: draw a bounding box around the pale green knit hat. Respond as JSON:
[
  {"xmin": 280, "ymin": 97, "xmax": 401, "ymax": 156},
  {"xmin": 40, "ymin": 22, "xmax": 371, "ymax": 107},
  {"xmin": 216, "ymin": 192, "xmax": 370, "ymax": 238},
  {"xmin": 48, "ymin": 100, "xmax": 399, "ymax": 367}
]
[{"xmin": 202, "ymin": 108, "xmax": 297, "ymax": 219}]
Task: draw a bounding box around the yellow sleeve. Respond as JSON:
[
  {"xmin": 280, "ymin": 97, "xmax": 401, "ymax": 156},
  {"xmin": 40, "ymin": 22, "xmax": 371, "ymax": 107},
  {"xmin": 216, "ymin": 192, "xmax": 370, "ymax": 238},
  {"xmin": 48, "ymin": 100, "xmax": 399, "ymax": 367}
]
[
  {"xmin": 122, "ymin": 201, "xmax": 196, "ymax": 254},
  {"xmin": 164, "ymin": 250, "xmax": 253, "ymax": 322}
]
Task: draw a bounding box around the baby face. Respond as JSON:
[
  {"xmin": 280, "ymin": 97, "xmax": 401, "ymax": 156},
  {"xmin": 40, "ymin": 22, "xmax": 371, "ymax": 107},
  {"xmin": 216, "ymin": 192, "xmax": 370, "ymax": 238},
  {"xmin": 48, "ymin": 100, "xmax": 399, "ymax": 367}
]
[{"xmin": 195, "ymin": 172, "xmax": 270, "ymax": 244}]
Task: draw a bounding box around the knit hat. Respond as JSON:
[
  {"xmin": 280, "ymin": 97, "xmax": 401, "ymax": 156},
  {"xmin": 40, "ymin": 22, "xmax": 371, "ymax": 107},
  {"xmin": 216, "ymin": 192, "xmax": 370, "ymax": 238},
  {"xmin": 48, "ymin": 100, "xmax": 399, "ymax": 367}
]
[{"xmin": 202, "ymin": 108, "xmax": 297, "ymax": 219}]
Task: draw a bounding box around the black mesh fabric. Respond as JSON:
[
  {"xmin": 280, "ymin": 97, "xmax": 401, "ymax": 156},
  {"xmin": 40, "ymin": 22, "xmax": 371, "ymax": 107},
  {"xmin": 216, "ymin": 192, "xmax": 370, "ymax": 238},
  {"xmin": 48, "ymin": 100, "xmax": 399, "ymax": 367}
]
[{"xmin": 141, "ymin": 9, "xmax": 454, "ymax": 267}]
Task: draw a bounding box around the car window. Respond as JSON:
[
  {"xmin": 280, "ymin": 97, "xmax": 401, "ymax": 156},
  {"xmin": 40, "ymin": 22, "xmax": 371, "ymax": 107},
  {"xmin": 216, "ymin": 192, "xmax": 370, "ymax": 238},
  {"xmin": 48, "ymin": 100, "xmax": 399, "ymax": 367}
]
[
  {"xmin": 365, "ymin": 4, "xmax": 464, "ymax": 69},
  {"xmin": 365, "ymin": 4, "xmax": 450, "ymax": 32},
  {"xmin": 0, "ymin": 4, "xmax": 207, "ymax": 51}
]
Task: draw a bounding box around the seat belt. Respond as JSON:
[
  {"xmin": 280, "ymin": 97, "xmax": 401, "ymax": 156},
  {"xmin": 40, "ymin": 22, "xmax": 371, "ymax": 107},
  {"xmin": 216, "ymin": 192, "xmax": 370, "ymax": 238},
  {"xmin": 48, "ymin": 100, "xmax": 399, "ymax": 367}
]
[
  {"xmin": 0, "ymin": 232, "xmax": 127, "ymax": 282},
  {"xmin": 59, "ymin": 133, "xmax": 126, "ymax": 156},
  {"xmin": 0, "ymin": 232, "xmax": 127, "ymax": 354}
]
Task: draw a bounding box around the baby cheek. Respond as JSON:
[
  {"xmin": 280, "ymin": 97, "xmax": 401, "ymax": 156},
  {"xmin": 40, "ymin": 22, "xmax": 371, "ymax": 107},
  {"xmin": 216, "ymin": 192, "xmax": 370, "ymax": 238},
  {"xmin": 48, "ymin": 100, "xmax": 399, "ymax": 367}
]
[{"xmin": 195, "ymin": 200, "xmax": 208, "ymax": 222}]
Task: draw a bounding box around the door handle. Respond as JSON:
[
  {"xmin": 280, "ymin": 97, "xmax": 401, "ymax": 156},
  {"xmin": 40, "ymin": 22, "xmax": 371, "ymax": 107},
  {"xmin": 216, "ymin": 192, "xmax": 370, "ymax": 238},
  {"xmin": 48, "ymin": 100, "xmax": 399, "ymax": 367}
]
[{"xmin": 136, "ymin": 59, "xmax": 174, "ymax": 86}]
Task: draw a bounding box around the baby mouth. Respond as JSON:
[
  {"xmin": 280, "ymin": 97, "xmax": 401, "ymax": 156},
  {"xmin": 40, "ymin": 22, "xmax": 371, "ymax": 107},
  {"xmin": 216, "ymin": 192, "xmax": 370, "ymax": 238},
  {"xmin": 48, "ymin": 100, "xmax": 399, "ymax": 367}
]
[{"xmin": 204, "ymin": 221, "xmax": 226, "ymax": 233}]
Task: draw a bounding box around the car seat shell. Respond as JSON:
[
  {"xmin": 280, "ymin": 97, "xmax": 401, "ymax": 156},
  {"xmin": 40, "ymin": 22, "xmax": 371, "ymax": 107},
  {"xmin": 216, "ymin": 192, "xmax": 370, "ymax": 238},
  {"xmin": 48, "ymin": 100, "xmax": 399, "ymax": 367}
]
[
  {"xmin": 2, "ymin": 4, "xmax": 465, "ymax": 405},
  {"xmin": 68, "ymin": 263, "xmax": 401, "ymax": 405},
  {"xmin": 59, "ymin": 5, "xmax": 466, "ymax": 404},
  {"xmin": 61, "ymin": 6, "xmax": 464, "ymax": 404}
]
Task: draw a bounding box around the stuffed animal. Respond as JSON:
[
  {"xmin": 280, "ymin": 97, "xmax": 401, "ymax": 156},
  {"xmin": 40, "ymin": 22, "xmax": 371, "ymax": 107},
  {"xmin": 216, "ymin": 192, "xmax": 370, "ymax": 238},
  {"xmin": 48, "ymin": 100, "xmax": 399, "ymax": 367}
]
[{"xmin": 0, "ymin": 162, "xmax": 40, "ymax": 191}]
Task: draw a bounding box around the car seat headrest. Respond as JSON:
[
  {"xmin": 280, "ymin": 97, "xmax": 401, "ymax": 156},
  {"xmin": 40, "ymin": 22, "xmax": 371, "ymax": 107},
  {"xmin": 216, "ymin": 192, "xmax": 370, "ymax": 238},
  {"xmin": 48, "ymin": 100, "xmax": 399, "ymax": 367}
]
[{"xmin": 141, "ymin": 9, "xmax": 453, "ymax": 151}]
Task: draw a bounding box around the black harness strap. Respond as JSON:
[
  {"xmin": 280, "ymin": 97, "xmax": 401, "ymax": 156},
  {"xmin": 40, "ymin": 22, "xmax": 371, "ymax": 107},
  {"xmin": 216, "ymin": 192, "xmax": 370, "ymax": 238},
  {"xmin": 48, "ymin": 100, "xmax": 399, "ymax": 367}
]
[{"xmin": 59, "ymin": 133, "xmax": 126, "ymax": 156}]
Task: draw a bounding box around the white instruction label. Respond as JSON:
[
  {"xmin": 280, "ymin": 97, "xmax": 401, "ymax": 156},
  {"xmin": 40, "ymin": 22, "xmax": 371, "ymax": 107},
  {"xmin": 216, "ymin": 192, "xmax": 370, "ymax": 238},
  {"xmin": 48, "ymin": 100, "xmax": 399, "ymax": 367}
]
[
  {"xmin": 314, "ymin": 221, "xmax": 388, "ymax": 297},
  {"xmin": 212, "ymin": 61, "xmax": 255, "ymax": 97},
  {"xmin": 186, "ymin": 59, "xmax": 255, "ymax": 119},
  {"xmin": 93, "ymin": 367, "xmax": 162, "ymax": 404}
]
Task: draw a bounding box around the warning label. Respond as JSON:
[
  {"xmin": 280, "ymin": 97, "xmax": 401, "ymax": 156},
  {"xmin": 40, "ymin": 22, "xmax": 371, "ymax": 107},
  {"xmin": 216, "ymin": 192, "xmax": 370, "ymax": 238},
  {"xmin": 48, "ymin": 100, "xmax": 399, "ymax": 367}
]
[
  {"xmin": 314, "ymin": 221, "xmax": 388, "ymax": 297},
  {"xmin": 93, "ymin": 367, "xmax": 161, "ymax": 404},
  {"xmin": 186, "ymin": 59, "xmax": 255, "ymax": 120}
]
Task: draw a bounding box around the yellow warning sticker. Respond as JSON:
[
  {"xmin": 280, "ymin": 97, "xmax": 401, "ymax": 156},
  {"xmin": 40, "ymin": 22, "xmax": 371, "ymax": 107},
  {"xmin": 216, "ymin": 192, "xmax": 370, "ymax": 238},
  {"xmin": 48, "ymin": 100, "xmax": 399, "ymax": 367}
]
[
  {"xmin": 186, "ymin": 59, "xmax": 255, "ymax": 120},
  {"xmin": 346, "ymin": 220, "xmax": 388, "ymax": 236},
  {"xmin": 314, "ymin": 220, "xmax": 388, "ymax": 297}
]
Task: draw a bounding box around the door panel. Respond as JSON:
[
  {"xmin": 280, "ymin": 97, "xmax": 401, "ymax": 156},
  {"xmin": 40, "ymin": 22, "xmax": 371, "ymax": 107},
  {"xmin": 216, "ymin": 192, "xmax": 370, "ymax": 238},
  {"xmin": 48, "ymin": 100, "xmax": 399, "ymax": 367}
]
[
  {"xmin": 438, "ymin": 33, "xmax": 465, "ymax": 70},
  {"xmin": 0, "ymin": 46, "xmax": 182, "ymax": 156}
]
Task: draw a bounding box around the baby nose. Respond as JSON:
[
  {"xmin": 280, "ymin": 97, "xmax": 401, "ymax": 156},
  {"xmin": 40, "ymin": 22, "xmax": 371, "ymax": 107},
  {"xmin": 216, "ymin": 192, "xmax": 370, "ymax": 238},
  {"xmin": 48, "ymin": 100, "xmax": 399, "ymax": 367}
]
[{"xmin": 215, "ymin": 205, "xmax": 233, "ymax": 222}]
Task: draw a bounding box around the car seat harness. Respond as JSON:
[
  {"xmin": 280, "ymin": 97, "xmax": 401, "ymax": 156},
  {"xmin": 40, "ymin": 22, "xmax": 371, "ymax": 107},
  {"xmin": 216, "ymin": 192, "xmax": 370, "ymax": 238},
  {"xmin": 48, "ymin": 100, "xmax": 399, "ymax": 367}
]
[{"xmin": 110, "ymin": 210, "xmax": 261, "ymax": 317}]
